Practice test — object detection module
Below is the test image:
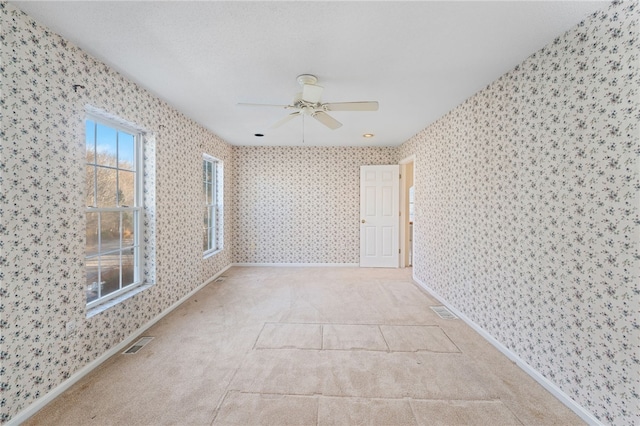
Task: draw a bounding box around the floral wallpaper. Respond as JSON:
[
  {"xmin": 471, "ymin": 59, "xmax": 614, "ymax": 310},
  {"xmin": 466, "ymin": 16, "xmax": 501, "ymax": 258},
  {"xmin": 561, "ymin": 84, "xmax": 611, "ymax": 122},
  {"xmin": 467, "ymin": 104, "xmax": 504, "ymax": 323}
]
[
  {"xmin": 1, "ymin": 3, "xmax": 232, "ymax": 422},
  {"xmin": 232, "ymin": 146, "xmax": 396, "ymax": 264},
  {"xmin": 2, "ymin": 0, "xmax": 638, "ymax": 424},
  {"xmin": 398, "ymin": 1, "xmax": 639, "ymax": 424}
]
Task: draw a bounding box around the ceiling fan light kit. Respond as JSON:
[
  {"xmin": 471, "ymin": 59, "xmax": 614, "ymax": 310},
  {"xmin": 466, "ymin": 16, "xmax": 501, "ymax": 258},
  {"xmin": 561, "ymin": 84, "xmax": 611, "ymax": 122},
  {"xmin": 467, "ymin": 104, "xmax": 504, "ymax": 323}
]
[{"xmin": 238, "ymin": 74, "xmax": 378, "ymax": 131}]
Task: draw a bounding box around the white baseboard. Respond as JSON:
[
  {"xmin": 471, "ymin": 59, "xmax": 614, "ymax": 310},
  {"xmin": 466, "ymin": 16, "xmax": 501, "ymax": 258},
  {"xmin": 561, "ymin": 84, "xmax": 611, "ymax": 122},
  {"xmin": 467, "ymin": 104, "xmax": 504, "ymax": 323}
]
[
  {"xmin": 7, "ymin": 263, "xmax": 233, "ymax": 426},
  {"xmin": 233, "ymin": 262, "xmax": 359, "ymax": 267},
  {"xmin": 411, "ymin": 273, "xmax": 602, "ymax": 426}
]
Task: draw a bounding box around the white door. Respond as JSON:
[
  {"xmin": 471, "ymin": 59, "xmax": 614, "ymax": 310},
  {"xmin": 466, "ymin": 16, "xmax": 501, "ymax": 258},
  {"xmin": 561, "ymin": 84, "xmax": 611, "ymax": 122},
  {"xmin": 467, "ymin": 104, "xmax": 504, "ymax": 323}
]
[{"xmin": 360, "ymin": 165, "xmax": 399, "ymax": 267}]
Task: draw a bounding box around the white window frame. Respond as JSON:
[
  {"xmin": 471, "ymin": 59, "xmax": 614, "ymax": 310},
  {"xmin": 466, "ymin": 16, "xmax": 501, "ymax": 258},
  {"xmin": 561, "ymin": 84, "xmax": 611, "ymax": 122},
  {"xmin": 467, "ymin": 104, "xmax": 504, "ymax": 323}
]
[
  {"xmin": 85, "ymin": 115, "xmax": 144, "ymax": 309},
  {"xmin": 203, "ymin": 154, "xmax": 223, "ymax": 257}
]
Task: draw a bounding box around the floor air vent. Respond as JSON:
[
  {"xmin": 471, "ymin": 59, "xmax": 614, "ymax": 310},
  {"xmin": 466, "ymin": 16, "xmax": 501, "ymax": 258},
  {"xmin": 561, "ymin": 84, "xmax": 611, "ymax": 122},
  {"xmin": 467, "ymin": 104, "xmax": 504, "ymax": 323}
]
[
  {"xmin": 431, "ymin": 306, "xmax": 457, "ymax": 320},
  {"xmin": 214, "ymin": 275, "xmax": 227, "ymax": 282},
  {"xmin": 123, "ymin": 337, "xmax": 154, "ymax": 354}
]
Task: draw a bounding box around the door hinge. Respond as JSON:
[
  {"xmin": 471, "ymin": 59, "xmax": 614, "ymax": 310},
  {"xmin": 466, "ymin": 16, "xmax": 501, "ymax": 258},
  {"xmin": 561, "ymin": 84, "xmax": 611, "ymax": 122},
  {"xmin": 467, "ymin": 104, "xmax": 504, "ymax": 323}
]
[
  {"xmin": 399, "ymin": 174, "xmax": 402, "ymax": 179},
  {"xmin": 399, "ymin": 249, "xmax": 401, "ymax": 254}
]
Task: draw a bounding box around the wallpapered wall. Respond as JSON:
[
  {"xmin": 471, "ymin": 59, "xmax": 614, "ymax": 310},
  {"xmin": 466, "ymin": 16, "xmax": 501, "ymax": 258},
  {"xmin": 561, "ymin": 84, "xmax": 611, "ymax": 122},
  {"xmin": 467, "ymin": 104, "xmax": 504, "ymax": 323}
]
[
  {"xmin": 1, "ymin": 3, "xmax": 232, "ymax": 422},
  {"xmin": 3, "ymin": 0, "xmax": 638, "ymax": 424},
  {"xmin": 398, "ymin": 2, "xmax": 639, "ymax": 424},
  {"xmin": 232, "ymin": 146, "xmax": 396, "ymax": 264}
]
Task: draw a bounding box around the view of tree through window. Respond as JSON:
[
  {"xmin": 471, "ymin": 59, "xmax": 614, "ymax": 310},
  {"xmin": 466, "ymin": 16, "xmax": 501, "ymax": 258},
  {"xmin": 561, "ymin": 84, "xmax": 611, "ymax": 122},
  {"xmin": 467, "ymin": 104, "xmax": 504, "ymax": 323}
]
[
  {"xmin": 203, "ymin": 155, "xmax": 222, "ymax": 254},
  {"xmin": 85, "ymin": 118, "xmax": 141, "ymax": 306}
]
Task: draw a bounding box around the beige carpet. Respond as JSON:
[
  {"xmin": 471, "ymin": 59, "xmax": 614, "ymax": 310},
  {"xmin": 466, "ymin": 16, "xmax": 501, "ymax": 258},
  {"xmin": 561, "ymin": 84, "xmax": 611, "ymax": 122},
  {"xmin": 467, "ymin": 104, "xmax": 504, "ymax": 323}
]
[{"xmin": 26, "ymin": 267, "xmax": 583, "ymax": 425}]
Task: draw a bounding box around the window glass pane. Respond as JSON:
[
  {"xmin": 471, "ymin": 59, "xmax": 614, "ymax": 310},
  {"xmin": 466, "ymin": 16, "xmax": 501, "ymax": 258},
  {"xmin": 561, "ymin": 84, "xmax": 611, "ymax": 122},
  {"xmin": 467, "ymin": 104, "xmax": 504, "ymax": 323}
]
[
  {"xmin": 207, "ymin": 181, "xmax": 213, "ymax": 204},
  {"xmin": 96, "ymin": 166, "xmax": 118, "ymax": 207},
  {"xmin": 122, "ymin": 211, "xmax": 135, "ymax": 249},
  {"xmin": 101, "ymin": 257, "xmax": 121, "ymax": 297},
  {"xmin": 100, "ymin": 211, "xmax": 120, "ymax": 253},
  {"xmin": 118, "ymin": 132, "xmax": 135, "ymax": 170},
  {"xmin": 206, "ymin": 161, "xmax": 213, "ymax": 183},
  {"xmin": 86, "ymin": 258, "xmax": 100, "ymax": 303},
  {"xmin": 203, "ymin": 227, "xmax": 209, "ymax": 252},
  {"xmin": 96, "ymin": 123, "xmax": 117, "ymax": 167},
  {"xmin": 86, "ymin": 120, "xmax": 96, "ymax": 164},
  {"xmin": 86, "ymin": 212, "xmax": 99, "ymax": 257},
  {"xmin": 118, "ymin": 170, "xmax": 135, "ymax": 207},
  {"xmin": 122, "ymin": 248, "xmax": 135, "ymax": 287},
  {"xmin": 85, "ymin": 165, "xmax": 96, "ymax": 207}
]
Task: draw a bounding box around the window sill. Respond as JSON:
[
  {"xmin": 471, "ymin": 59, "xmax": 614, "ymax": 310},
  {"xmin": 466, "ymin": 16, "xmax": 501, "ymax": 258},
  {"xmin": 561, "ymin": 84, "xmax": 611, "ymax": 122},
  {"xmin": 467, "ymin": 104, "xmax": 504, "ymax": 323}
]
[
  {"xmin": 203, "ymin": 248, "xmax": 223, "ymax": 260},
  {"xmin": 86, "ymin": 282, "xmax": 154, "ymax": 319}
]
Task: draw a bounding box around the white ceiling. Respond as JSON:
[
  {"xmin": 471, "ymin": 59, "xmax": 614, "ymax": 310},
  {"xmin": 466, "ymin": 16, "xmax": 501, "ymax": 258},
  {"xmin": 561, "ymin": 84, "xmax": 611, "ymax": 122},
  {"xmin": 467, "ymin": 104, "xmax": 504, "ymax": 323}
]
[{"xmin": 12, "ymin": 1, "xmax": 607, "ymax": 147}]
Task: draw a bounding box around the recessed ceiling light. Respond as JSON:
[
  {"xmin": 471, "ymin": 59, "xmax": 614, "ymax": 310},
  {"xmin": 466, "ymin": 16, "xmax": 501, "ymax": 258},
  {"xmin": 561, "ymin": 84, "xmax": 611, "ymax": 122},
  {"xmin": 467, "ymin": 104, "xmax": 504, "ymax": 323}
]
[
  {"xmin": 362, "ymin": 133, "xmax": 374, "ymax": 138},
  {"xmin": 254, "ymin": 133, "xmax": 264, "ymax": 137}
]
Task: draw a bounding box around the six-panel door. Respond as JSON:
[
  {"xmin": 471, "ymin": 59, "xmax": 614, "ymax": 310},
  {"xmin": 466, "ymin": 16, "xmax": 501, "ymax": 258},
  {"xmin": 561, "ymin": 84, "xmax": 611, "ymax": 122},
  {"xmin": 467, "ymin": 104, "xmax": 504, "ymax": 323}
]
[{"xmin": 360, "ymin": 165, "xmax": 399, "ymax": 267}]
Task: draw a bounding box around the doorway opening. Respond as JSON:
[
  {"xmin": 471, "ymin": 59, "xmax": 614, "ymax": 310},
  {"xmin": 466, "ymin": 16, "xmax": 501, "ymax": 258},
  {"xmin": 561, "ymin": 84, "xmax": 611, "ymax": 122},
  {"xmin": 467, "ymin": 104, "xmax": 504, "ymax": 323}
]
[{"xmin": 399, "ymin": 156, "xmax": 415, "ymax": 268}]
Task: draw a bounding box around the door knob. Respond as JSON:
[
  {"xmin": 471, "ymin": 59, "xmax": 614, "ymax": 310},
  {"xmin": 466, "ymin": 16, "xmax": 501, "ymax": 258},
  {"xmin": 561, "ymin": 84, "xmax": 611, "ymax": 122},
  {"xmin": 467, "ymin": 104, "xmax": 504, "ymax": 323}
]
[{"xmin": 361, "ymin": 219, "xmax": 366, "ymax": 223}]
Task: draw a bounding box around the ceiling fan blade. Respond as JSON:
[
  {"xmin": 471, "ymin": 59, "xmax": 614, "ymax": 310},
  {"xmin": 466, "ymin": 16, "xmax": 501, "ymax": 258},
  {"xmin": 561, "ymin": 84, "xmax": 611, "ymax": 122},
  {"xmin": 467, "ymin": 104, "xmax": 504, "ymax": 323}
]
[
  {"xmin": 323, "ymin": 101, "xmax": 379, "ymax": 111},
  {"xmin": 237, "ymin": 102, "xmax": 290, "ymax": 108},
  {"xmin": 302, "ymin": 84, "xmax": 324, "ymax": 103},
  {"xmin": 271, "ymin": 111, "xmax": 301, "ymax": 129},
  {"xmin": 312, "ymin": 111, "xmax": 342, "ymax": 130}
]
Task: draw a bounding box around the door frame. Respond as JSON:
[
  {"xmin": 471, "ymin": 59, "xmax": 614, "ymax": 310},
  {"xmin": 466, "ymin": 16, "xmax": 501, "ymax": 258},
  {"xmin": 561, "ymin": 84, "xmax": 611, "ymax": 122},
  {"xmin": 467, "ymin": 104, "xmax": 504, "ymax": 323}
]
[{"xmin": 399, "ymin": 155, "xmax": 415, "ymax": 268}]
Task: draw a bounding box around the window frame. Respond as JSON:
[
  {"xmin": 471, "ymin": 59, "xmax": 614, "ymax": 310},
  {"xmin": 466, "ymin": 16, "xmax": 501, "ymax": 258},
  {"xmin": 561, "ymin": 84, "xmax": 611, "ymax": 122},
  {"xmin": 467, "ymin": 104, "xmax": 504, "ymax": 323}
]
[
  {"xmin": 85, "ymin": 114, "xmax": 144, "ymax": 309},
  {"xmin": 203, "ymin": 154, "xmax": 223, "ymax": 257}
]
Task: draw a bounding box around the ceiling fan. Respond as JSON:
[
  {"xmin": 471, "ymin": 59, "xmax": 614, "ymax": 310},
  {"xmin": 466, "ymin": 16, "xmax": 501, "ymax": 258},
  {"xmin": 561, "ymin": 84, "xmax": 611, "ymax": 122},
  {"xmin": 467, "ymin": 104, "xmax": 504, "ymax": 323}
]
[{"xmin": 238, "ymin": 74, "xmax": 378, "ymax": 130}]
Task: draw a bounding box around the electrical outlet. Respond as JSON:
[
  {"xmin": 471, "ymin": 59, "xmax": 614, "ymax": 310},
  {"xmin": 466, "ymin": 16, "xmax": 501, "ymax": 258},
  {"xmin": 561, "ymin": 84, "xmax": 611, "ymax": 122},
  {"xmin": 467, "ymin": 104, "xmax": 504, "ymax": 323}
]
[{"xmin": 65, "ymin": 320, "xmax": 77, "ymax": 337}]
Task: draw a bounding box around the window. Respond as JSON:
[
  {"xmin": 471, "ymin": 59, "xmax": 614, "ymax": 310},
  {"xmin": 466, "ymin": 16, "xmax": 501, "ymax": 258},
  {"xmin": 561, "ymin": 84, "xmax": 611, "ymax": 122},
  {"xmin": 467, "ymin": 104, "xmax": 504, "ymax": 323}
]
[
  {"xmin": 85, "ymin": 117, "xmax": 142, "ymax": 308},
  {"xmin": 203, "ymin": 155, "xmax": 223, "ymax": 255}
]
